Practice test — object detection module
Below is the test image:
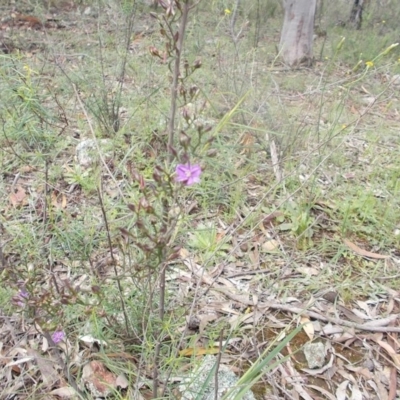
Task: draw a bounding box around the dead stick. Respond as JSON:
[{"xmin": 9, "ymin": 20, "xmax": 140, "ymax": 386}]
[{"xmin": 212, "ymin": 288, "xmax": 400, "ymax": 333}]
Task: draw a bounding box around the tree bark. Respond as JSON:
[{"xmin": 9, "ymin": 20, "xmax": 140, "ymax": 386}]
[
  {"xmin": 349, "ymin": 0, "xmax": 364, "ymax": 30},
  {"xmin": 279, "ymin": 0, "xmax": 316, "ymax": 67}
]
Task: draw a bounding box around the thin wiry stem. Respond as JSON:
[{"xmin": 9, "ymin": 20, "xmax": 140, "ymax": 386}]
[
  {"xmin": 97, "ymin": 185, "xmax": 131, "ymax": 335},
  {"xmin": 167, "ymin": 1, "xmax": 190, "ymax": 161}
]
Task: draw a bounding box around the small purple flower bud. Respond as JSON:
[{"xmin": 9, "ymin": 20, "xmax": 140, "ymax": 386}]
[
  {"xmin": 182, "ymin": 107, "xmax": 191, "ymax": 122},
  {"xmin": 206, "ymin": 149, "xmax": 218, "ymax": 157},
  {"xmin": 15, "ymin": 289, "xmax": 29, "ymax": 307},
  {"xmin": 149, "ymin": 46, "xmax": 161, "ymax": 58},
  {"xmin": 179, "ymin": 131, "xmax": 191, "ymax": 147},
  {"xmin": 193, "ymin": 59, "xmax": 202, "ymax": 69},
  {"xmin": 168, "ymin": 145, "xmax": 178, "ymax": 159},
  {"xmin": 179, "ymin": 85, "xmax": 187, "ymax": 97},
  {"xmin": 189, "ymin": 85, "xmax": 199, "ymax": 97},
  {"xmin": 153, "ymin": 169, "xmax": 162, "ymax": 183},
  {"xmin": 91, "ymin": 285, "xmax": 101, "ymax": 294},
  {"xmin": 139, "ymin": 197, "xmax": 150, "ymax": 210}
]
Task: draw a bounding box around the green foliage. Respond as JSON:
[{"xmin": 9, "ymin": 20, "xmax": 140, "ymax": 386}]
[
  {"xmin": 188, "ymin": 222, "xmax": 230, "ymax": 261},
  {"xmin": 1, "ymin": 1, "xmax": 400, "ymax": 398}
]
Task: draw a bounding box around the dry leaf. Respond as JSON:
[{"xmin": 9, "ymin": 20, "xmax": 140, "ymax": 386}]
[
  {"xmin": 279, "ymin": 360, "xmax": 313, "ymax": 400},
  {"xmin": 248, "ymin": 249, "xmax": 259, "ymax": 266},
  {"xmin": 302, "ymin": 354, "xmax": 334, "ymax": 375},
  {"xmin": 51, "ymin": 191, "xmax": 67, "ymax": 209},
  {"xmin": 179, "ymin": 347, "xmax": 220, "ymax": 357},
  {"xmin": 5, "ymin": 356, "xmax": 34, "ymax": 366},
  {"xmin": 27, "ymin": 349, "xmax": 58, "ymax": 387},
  {"xmin": 297, "ymin": 266, "xmax": 319, "ymax": 276},
  {"xmin": 350, "ymin": 384, "xmax": 363, "ymax": 400},
  {"xmin": 9, "ymin": 185, "xmax": 27, "ymax": 207},
  {"xmin": 50, "ymin": 387, "xmax": 77, "ymax": 398},
  {"xmin": 300, "ymin": 316, "xmax": 314, "ymax": 340},
  {"xmin": 79, "ymin": 335, "xmax": 108, "ymax": 348},
  {"xmin": 336, "ymin": 380, "xmax": 349, "ymax": 400},
  {"xmin": 321, "ymin": 323, "xmax": 344, "ymax": 335},
  {"xmin": 261, "ymin": 239, "xmax": 279, "ymax": 252},
  {"xmin": 307, "ymin": 385, "xmax": 337, "ymax": 400},
  {"xmin": 344, "ymin": 239, "xmax": 389, "ymax": 259},
  {"xmin": 262, "ymin": 211, "xmax": 284, "ymax": 227},
  {"xmin": 179, "ymin": 248, "xmax": 190, "ymax": 258},
  {"xmin": 337, "ymin": 305, "xmax": 364, "ymax": 324},
  {"xmin": 345, "ymin": 365, "xmax": 373, "ymax": 380},
  {"xmin": 216, "ymin": 231, "xmax": 225, "ymax": 243},
  {"xmin": 19, "ymin": 165, "xmax": 35, "ymax": 173},
  {"xmin": 376, "ymin": 340, "xmax": 400, "ymax": 367},
  {"xmin": 81, "ymin": 361, "xmax": 118, "ymax": 398},
  {"xmin": 388, "ymin": 367, "xmax": 397, "ymax": 400},
  {"xmin": 115, "ymin": 373, "xmax": 129, "ymax": 389},
  {"xmin": 199, "ymin": 314, "xmax": 218, "ymax": 334}
]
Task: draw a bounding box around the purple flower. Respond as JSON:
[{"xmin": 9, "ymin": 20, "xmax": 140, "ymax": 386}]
[
  {"xmin": 175, "ymin": 164, "xmax": 202, "ymax": 186},
  {"xmin": 16, "ymin": 289, "xmax": 29, "ymax": 307},
  {"xmin": 51, "ymin": 330, "xmax": 65, "ymax": 344}
]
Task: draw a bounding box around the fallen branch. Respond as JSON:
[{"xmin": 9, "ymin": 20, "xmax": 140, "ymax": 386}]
[{"xmin": 212, "ymin": 287, "xmax": 400, "ymax": 333}]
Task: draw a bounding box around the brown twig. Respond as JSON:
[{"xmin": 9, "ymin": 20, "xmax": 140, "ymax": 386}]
[
  {"xmin": 213, "ymin": 287, "xmax": 400, "ymax": 333},
  {"xmin": 97, "ymin": 185, "xmax": 131, "ymax": 336},
  {"xmin": 167, "ymin": 0, "xmax": 190, "ymax": 161}
]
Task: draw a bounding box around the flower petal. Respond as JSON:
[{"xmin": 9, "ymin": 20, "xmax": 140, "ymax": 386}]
[
  {"xmin": 175, "ymin": 163, "xmax": 202, "ymax": 186},
  {"xmin": 51, "ymin": 330, "xmax": 65, "ymax": 344}
]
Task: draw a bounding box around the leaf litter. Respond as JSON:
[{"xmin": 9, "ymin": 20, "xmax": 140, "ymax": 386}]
[{"xmin": 1, "ymin": 4, "xmax": 400, "ymax": 400}]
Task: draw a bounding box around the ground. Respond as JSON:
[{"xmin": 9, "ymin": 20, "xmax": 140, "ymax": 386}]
[{"xmin": 0, "ymin": 0, "xmax": 400, "ymax": 399}]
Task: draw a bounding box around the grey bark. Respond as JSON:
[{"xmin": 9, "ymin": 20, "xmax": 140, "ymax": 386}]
[
  {"xmin": 349, "ymin": 0, "xmax": 364, "ymax": 29},
  {"xmin": 279, "ymin": 0, "xmax": 317, "ymax": 67}
]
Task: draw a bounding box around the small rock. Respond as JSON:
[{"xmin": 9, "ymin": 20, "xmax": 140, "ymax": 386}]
[
  {"xmin": 303, "ymin": 342, "xmax": 326, "ymax": 369},
  {"xmin": 361, "ymin": 96, "xmax": 376, "ymax": 105},
  {"xmin": 76, "ymin": 138, "xmax": 113, "ymax": 168},
  {"xmin": 390, "ymin": 74, "xmax": 400, "ymax": 86}
]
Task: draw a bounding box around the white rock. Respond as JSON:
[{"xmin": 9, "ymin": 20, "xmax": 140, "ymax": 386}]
[
  {"xmin": 75, "ymin": 139, "xmax": 113, "ymax": 168},
  {"xmin": 303, "ymin": 342, "xmax": 326, "ymax": 369},
  {"xmin": 390, "ymin": 74, "xmax": 400, "ymax": 86}
]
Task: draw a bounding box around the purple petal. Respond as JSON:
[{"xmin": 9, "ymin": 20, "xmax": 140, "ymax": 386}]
[
  {"xmin": 19, "ymin": 290, "xmax": 29, "ymax": 299},
  {"xmin": 189, "ymin": 165, "xmax": 201, "ymax": 177},
  {"xmin": 51, "ymin": 330, "xmax": 65, "ymax": 344},
  {"xmin": 175, "ymin": 164, "xmax": 189, "ymax": 182},
  {"xmin": 186, "ymin": 176, "xmax": 200, "ymax": 185},
  {"xmin": 175, "ymin": 164, "xmax": 202, "ymax": 186},
  {"xmin": 15, "ymin": 289, "xmax": 29, "ymax": 307}
]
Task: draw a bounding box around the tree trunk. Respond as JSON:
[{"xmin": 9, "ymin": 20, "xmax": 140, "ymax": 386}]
[
  {"xmin": 349, "ymin": 0, "xmax": 364, "ymax": 30},
  {"xmin": 279, "ymin": 0, "xmax": 316, "ymax": 67}
]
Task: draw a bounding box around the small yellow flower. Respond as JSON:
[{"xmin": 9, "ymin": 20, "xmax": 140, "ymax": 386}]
[
  {"xmin": 365, "ymin": 61, "xmax": 374, "ymax": 68},
  {"xmin": 382, "ymin": 20, "xmax": 386, "ymax": 24},
  {"xmin": 224, "ymin": 8, "xmax": 231, "ymax": 15},
  {"xmin": 342, "ymin": 124, "xmax": 347, "ymax": 129}
]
